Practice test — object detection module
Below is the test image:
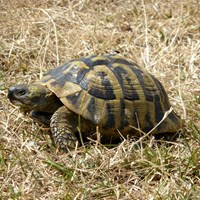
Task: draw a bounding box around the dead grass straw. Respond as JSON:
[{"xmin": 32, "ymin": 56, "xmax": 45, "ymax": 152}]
[{"xmin": 0, "ymin": 0, "xmax": 199, "ymax": 199}]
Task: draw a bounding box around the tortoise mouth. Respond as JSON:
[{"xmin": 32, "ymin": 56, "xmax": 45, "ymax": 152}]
[
  {"xmin": 8, "ymin": 99, "xmax": 33, "ymax": 113},
  {"xmin": 9, "ymin": 99, "xmax": 25, "ymax": 106},
  {"xmin": 8, "ymin": 96, "xmax": 35, "ymax": 112}
]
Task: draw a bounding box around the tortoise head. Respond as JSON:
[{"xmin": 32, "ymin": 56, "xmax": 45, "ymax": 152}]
[{"xmin": 7, "ymin": 84, "xmax": 62, "ymax": 113}]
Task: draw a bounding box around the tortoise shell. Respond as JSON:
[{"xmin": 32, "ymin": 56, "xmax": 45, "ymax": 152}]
[{"xmin": 37, "ymin": 54, "xmax": 183, "ymax": 135}]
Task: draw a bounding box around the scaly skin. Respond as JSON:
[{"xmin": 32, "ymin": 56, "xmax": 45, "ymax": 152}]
[
  {"xmin": 50, "ymin": 106, "xmax": 79, "ymax": 151},
  {"xmin": 7, "ymin": 84, "xmax": 62, "ymax": 113},
  {"xmin": 7, "ymin": 84, "xmax": 94, "ymax": 151}
]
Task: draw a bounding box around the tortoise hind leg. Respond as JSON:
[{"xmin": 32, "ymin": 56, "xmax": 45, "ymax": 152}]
[{"xmin": 50, "ymin": 106, "xmax": 79, "ymax": 151}]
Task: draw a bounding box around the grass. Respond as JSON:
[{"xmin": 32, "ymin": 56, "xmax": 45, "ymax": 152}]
[{"xmin": 0, "ymin": 0, "xmax": 200, "ymax": 199}]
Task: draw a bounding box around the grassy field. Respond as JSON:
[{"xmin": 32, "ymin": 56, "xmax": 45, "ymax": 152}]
[{"xmin": 0, "ymin": 0, "xmax": 200, "ymax": 199}]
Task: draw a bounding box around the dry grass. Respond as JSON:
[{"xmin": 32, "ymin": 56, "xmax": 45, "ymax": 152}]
[{"xmin": 0, "ymin": 0, "xmax": 200, "ymax": 199}]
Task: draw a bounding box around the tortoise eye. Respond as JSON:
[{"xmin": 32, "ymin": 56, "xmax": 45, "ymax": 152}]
[
  {"xmin": 8, "ymin": 85, "xmax": 27, "ymax": 99},
  {"xmin": 16, "ymin": 89, "xmax": 27, "ymax": 96}
]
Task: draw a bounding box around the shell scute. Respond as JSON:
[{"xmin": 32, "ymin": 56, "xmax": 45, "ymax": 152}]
[{"xmin": 38, "ymin": 54, "xmax": 183, "ymax": 134}]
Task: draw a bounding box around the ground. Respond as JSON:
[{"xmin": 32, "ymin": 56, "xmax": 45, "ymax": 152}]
[{"xmin": 0, "ymin": 0, "xmax": 200, "ymax": 199}]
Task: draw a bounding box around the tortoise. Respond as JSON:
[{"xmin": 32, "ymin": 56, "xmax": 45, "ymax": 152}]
[{"xmin": 8, "ymin": 54, "xmax": 183, "ymax": 151}]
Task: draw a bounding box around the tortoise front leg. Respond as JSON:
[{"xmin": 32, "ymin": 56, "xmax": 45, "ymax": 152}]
[{"xmin": 50, "ymin": 106, "xmax": 79, "ymax": 151}]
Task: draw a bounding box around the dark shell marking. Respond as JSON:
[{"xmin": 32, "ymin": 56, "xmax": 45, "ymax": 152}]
[{"xmin": 38, "ymin": 54, "xmax": 183, "ymax": 136}]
